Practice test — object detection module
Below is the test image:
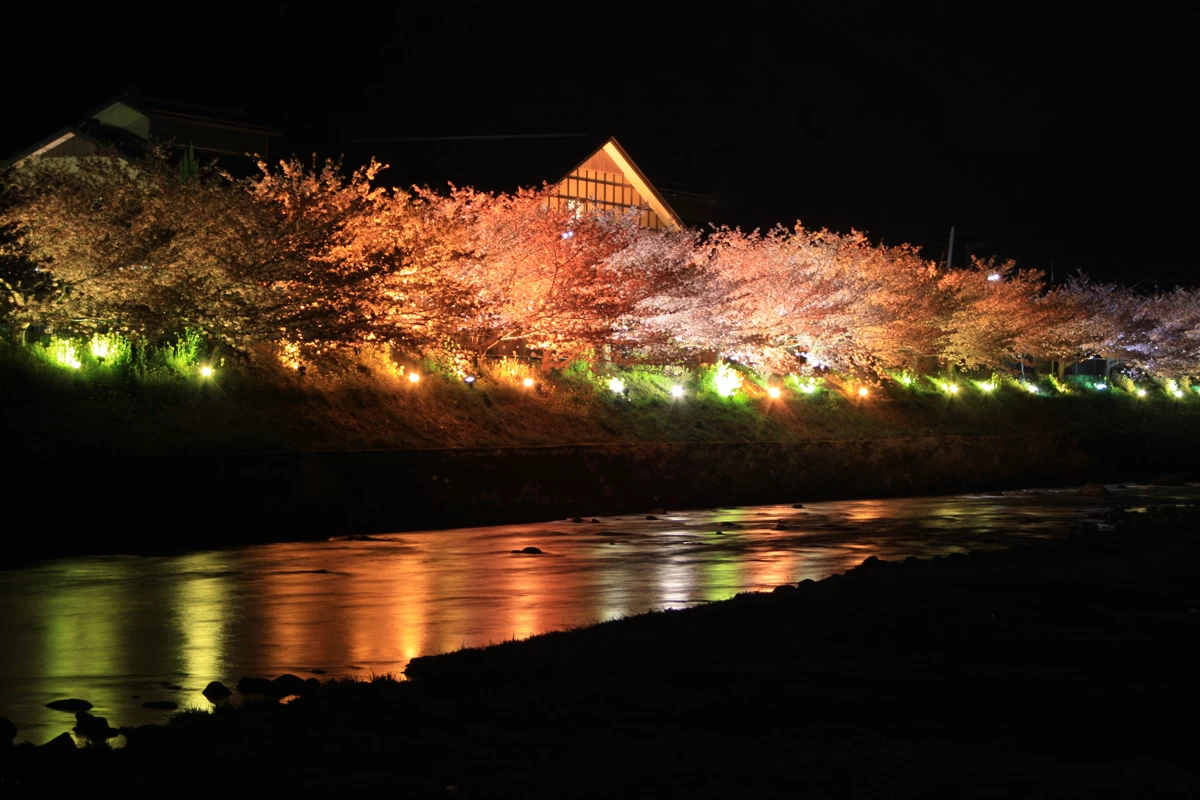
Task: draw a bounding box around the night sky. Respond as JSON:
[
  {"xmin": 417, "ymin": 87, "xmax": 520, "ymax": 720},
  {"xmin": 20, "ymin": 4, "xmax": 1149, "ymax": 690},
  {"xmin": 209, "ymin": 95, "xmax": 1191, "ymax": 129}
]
[{"xmin": 4, "ymin": 7, "xmax": 1196, "ymax": 285}]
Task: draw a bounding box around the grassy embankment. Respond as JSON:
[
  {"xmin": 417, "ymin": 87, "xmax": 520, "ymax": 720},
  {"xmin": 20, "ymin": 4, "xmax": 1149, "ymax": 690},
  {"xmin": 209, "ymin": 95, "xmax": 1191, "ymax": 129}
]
[
  {"xmin": 3, "ymin": 339, "xmax": 1198, "ymax": 456},
  {"xmin": 3, "ymin": 505, "xmax": 1198, "ymax": 797}
]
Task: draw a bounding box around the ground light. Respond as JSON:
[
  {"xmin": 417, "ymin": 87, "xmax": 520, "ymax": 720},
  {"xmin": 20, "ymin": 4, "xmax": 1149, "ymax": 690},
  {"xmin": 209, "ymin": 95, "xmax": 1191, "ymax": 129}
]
[
  {"xmin": 767, "ymin": 386, "xmax": 781, "ymax": 399},
  {"xmin": 799, "ymin": 382, "xmax": 817, "ymax": 395},
  {"xmin": 608, "ymin": 378, "xmax": 625, "ymax": 394},
  {"xmin": 523, "ymin": 377, "xmax": 534, "ymax": 388},
  {"xmin": 946, "ymin": 384, "xmax": 960, "ymax": 395},
  {"xmin": 670, "ymin": 385, "xmax": 685, "ymax": 398},
  {"xmin": 857, "ymin": 387, "xmax": 869, "ymax": 398},
  {"xmin": 1095, "ymin": 382, "xmax": 1107, "ymax": 390},
  {"xmin": 464, "ymin": 375, "xmax": 476, "ymax": 386},
  {"xmin": 199, "ymin": 366, "xmax": 213, "ymax": 378},
  {"xmin": 1173, "ymin": 389, "xmax": 1185, "ymax": 398},
  {"xmin": 713, "ymin": 366, "xmax": 742, "ymax": 397},
  {"xmin": 90, "ymin": 337, "xmax": 110, "ymax": 360},
  {"xmin": 1024, "ymin": 384, "xmax": 1040, "ymax": 394},
  {"xmin": 408, "ymin": 372, "xmax": 420, "ymax": 384},
  {"xmin": 50, "ymin": 339, "xmax": 82, "ymax": 369},
  {"xmin": 980, "ymin": 382, "xmax": 995, "ymax": 392},
  {"xmin": 1137, "ymin": 388, "xmax": 1148, "ymax": 398}
]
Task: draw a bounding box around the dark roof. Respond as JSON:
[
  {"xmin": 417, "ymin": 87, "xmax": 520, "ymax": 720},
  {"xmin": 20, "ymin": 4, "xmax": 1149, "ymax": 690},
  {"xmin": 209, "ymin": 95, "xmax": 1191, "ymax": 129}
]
[
  {"xmin": 110, "ymin": 95, "xmax": 281, "ymax": 137},
  {"xmin": 350, "ymin": 132, "xmax": 611, "ymax": 195}
]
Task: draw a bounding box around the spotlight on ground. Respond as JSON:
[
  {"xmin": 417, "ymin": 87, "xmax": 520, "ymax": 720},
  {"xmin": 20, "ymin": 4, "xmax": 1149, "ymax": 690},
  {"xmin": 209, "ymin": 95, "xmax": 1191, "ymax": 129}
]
[
  {"xmin": 671, "ymin": 385, "xmax": 685, "ymax": 398},
  {"xmin": 857, "ymin": 387, "xmax": 869, "ymax": 398},
  {"xmin": 609, "ymin": 378, "xmax": 625, "ymax": 394},
  {"xmin": 523, "ymin": 377, "xmax": 534, "ymax": 388},
  {"xmin": 768, "ymin": 386, "xmax": 781, "ymax": 399},
  {"xmin": 200, "ymin": 366, "xmax": 214, "ymax": 378},
  {"xmin": 408, "ymin": 372, "xmax": 420, "ymax": 384}
]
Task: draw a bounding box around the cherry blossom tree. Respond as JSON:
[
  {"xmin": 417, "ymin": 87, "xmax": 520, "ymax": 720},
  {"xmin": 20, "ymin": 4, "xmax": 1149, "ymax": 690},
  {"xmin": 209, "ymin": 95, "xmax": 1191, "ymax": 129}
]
[{"xmin": 411, "ymin": 187, "xmax": 701, "ymax": 368}]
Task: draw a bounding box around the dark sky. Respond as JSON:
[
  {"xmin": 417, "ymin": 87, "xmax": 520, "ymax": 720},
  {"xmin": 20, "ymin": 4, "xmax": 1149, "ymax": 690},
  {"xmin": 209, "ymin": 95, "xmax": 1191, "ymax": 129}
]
[{"xmin": 4, "ymin": 6, "xmax": 1197, "ymax": 285}]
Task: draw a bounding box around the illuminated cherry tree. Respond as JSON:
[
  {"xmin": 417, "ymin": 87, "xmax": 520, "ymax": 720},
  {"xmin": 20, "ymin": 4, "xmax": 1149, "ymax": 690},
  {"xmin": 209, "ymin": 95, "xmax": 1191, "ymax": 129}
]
[{"xmin": 412, "ymin": 186, "xmax": 700, "ymax": 368}]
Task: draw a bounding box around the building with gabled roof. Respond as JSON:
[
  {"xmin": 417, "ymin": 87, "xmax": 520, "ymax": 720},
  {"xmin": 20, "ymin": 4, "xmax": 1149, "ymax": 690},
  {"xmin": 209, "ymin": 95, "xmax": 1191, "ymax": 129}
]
[
  {"xmin": 353, "ymin": 133, "xmax": 715, "ymax": 231},
  {"xmin": 3, "ymin": 96, "xmax": 279, "ymax": 169}
]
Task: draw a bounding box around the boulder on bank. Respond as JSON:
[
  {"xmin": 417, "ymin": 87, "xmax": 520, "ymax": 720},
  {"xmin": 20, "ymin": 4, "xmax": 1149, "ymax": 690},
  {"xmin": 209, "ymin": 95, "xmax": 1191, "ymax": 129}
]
[
  {"xmin": 1150, "ymin": 474, "xmax": 1186, "ymax": 487},
  {"xmin": 202, "ymin": 681, "xmax": 232, "ymax": 701},
  {"xmin": 268, "ymin": 674, "xmax": 308, "ymax": 697},
  {"xmin": 236, "ymin": 677, "xmax": 272, "ymax": 695},
  {"xmin": 1079, "ymin": 482, "xmax": 1110, "ymax": 496},
  {"xmin": 45, "ymin": 699, "xmax": 92, "ymax": 712},
  {"xmin": 0, "ymin": 716, "xmax": 16, "ymax": 741},
  {"xmin": 511, "ymin": 546, "xmax": 543, "ymax": 555},
  {"xmin": 39, "ymin": 732, "xmax": 76, "ymax": 756},
  {"xmin": 73, "ymin": 711, "xmax": 118, "ymax": 739}
]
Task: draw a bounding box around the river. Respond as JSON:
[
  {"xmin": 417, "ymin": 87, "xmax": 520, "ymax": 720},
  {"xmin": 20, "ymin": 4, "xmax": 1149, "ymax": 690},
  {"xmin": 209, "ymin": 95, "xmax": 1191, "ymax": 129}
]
[{"xmin": 2, "ymin": 482, "xmax": 1196, "ymax": 745}]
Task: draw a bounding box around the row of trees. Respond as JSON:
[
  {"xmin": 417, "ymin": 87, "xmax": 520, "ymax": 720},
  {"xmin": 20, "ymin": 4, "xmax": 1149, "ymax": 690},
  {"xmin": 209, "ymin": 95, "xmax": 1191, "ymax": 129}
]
[{"xmin": 2, "ymin": 150, "xmax": 1198, "ymax": 379}]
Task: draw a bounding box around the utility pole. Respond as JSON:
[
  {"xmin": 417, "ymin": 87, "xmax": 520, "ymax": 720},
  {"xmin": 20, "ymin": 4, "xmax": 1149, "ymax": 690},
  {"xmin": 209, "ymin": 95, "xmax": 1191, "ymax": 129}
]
[{"xmin": 946, "ymin": 226, "xmax": 956, "ymax": 270}]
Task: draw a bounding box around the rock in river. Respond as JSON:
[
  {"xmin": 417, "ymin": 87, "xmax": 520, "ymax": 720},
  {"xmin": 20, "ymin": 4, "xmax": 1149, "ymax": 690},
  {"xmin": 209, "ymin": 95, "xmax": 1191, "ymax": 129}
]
[
  {"xmin": 39, "ymin": 732, "xmax": 76, "ymax": 756},
  {"xmin": 268, "ymin": 673, "xmax": 308, "ymax": 696},
  {"xmin": 202, "ymin": 681, "xmax": 233, "ymax": 701},
  {"xmin": 45, "ymin": 699, "xmax": 92, "ymax": 712},
  {"xmin": 73, "ymin": 711, "xmax": 118, "ymax": 739},
  {"xmin": 1150, "ymin": 473, "xmax": 1185, "ymax": 487},
  {"xmin": 1079, "ymin": 481, "xmax": 1110, "ymax": 497},
  {"xmin": 141, "ymin": 700, "xmax": 178, "ymax": 710},
  {"xmin": 511, "ymin": 546, "xmax": 543, "ymax": 555},
  {"xmin": 236, "ymin": 677, "xmax": 272, "ymax": 695}
]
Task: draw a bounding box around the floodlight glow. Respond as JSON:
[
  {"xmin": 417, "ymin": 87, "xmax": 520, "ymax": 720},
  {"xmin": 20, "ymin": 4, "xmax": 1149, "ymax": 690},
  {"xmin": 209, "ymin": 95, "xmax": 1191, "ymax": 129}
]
[
  {"xmin": 987, "ymin": 273, "xmax": 1002, "ymax": 282},
  {"xmin": 857, "ymin": 387, "xmax": 869, "ymax": 398},
  {"xmin": 608, "ymin": 378, "xmax": 625, "ymax": 394},
  {"xmin": 1173, "ymin": 389, "xmax": 1185, "ymax": 398},
  {"xmin": 523, "ymin": 377, "xmax": 534, "ymax": 387},
  {"xmin": 712, "ymin": 365, "xmax": 742, "ymax": 397},
  {"xmin": 408, "ymin": 372, "xmax": 420, "ymax": 383},
  {"xmin": 464, "ymin": 375, "xmax": 476, "ymax": 384},
  {"xmin": 51, "ymin": 340, "xmax": 82, "ymax": 369},
  {"xmin": 1095, "ymin": 382, "xmax": 1107, "ymax": 390},
  {"xmin": 90, "ymin": 337, "xmax": 110, "ymax": 359},
  {"xmin": 947, "ymin": 384, "xmax": 959, "ymax": 394},
  {"xmin": 980, "ymin": 382, "xmax": 995, "ymax": 392},
  {"xmin": 670, "ymin": 385, "xmax": 685, "ymax": 398},
  {"xmin": 767, "ymin": 386, "xmax": 781, "ymax": 399},
  {"xmin": 1024, "ymin": 384, "xmax": 1039, "ymax": 394},
  {"xmin": 1137, "ymin": 388, "xmax": 1147, "ymax": 397},
  {"xmin": 799, "ymin": 382, "xmax": 817, "ymax": 395},
  {"xmin": 898, "ymin": 374, "xmax": 912, "ymax": 386},
  {"xmin": 200, "ymin": 366, "xmax": 213, "ymax": 378}
]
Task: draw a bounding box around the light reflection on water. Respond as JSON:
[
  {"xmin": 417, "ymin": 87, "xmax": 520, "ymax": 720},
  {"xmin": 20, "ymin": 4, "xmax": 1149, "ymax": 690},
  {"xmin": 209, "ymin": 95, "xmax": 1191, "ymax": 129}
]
[{"xmin": 2, "ymin": 484, "xmax": 1197, "ymax": 744}]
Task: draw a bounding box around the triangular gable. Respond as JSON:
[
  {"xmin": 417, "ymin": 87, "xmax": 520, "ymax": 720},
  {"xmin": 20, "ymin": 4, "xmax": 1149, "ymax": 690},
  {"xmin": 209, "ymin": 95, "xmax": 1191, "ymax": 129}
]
[
  {"xmin": 89, "ymin": 100, "xmax": 151, "ymax": 140},
  {"xmin": 549, "ymin": 136, "xmax": 683, "ymax": 230}
]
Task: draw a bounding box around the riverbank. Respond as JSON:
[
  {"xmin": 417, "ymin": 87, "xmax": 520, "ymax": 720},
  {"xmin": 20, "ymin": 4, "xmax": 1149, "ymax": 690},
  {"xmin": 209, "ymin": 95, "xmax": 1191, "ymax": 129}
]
[
  {"xmin": 5, "ymin": 345, "xmax": 1200, "ymax": 562},
  {"xmin": 4, "ymin": 506, "xmax": 1198, "ymax": 797},
  {"xmin": 5, "ymin": 432, "xmax": 1198, "ymax": 563}
]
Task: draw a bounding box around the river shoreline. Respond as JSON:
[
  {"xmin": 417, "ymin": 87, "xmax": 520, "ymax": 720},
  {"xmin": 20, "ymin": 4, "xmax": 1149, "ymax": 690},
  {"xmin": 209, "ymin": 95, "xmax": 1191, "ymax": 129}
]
[
  {"xmin": 5, "ymin": 429, "xmax": 1196, "ymax": 565},
  {"xmin": 3, "ymin": 506, "xmax": 1198, "ymax": 797}
]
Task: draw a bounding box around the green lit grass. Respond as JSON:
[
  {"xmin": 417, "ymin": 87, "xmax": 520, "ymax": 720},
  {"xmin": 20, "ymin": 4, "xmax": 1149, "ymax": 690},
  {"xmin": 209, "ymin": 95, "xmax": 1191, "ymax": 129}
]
[{"xmin": 3, "ymin": 340, "xmax": 1198, "ymax": 458}]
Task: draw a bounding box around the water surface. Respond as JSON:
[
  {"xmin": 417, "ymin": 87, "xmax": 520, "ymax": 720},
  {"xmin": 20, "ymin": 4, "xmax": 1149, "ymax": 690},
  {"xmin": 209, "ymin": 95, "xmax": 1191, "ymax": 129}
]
[{"xmin": 3, "ymin": 483, "xmax": 1195, "ymax": 744}]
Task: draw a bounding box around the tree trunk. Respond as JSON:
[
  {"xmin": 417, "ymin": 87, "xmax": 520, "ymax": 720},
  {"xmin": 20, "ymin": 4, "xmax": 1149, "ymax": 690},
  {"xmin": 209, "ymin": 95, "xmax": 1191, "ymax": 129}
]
[{"xmin": 12, "ymin": 321, "xmax": 29, "ymax": 345}]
